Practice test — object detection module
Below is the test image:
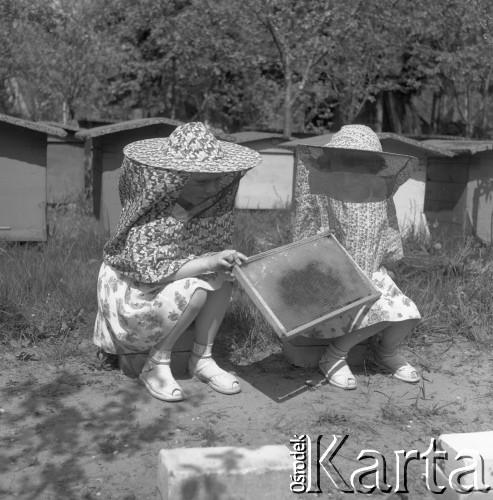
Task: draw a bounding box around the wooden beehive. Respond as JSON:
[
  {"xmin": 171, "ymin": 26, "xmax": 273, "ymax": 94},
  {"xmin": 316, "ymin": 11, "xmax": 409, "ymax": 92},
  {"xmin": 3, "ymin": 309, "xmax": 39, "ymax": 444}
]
[
  {"xmin": 76, "ymin": 118, "xmax": 184, "ymax": 235},
  {"xmin": 423, "ymin": 139, "xmax": 493, "ymax": 243},
  {"xmin": 233, "ymin": 231, "xmax": 380, "ymax": 340},
  {"xmin": 232, "ymin": 131, "xmax": 294, "ymax": 210},
  {"xmin": 43, "ymin": 121, "xmax": 86, "ymax": 204},
  {"xmin": 0, "ymin": 114, "xmax": 66, "ymax": 241}
]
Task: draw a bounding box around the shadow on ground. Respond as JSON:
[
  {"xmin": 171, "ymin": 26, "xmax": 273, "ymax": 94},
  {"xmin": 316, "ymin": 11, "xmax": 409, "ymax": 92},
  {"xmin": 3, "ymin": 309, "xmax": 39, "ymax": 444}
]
[
  {"xmin": 229, "ymin": 352, "xmax": 326, "ymax": 402},
  {"xmin": 0, "ymin": 356, "xmax": 206, "ymax": 500},
  {"xmin": 229, "ymin": 351, "xmax": 379, "ymax": 403}
]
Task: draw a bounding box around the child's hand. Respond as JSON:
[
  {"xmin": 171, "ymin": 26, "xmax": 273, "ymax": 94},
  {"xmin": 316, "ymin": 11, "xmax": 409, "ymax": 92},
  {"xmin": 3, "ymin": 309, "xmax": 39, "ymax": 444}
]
[{"xmin": 208, "ymin": 250, "xmax": 247, "ymax": 272}]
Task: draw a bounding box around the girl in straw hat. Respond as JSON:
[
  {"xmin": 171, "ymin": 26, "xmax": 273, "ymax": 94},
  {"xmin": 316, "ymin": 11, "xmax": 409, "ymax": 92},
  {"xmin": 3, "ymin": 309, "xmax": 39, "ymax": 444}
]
[
  {"xmin": 94, "ymin": 122, "xmax": 261, "ymax": 402},
  {"xmin": 294, "ymin": 124, "xmax": 421, "ymax": 390}
]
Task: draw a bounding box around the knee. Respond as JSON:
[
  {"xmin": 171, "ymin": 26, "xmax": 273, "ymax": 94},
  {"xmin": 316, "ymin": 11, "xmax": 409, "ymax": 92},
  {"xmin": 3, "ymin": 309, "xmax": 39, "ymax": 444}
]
[{"xmin": 187, "ymin": 289, "xmax": 208, "ymax": 314}]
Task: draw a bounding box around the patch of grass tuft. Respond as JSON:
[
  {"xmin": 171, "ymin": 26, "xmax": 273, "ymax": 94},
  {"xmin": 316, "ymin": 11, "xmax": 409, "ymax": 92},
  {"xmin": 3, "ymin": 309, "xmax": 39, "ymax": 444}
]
[{"xmin": 0, "ymin": 205, "xmax": 105, "ymax": 349}]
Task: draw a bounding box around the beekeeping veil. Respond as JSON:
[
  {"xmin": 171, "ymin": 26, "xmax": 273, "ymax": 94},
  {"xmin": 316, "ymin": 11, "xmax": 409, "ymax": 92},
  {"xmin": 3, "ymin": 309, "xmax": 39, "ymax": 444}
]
[
  {"xmin": 294, "ymin": 125, "xmax": 419, "ymax": 276},
  {"xmin": 103, "ymin": 122, "xmax": 262, "ymax": 283}
]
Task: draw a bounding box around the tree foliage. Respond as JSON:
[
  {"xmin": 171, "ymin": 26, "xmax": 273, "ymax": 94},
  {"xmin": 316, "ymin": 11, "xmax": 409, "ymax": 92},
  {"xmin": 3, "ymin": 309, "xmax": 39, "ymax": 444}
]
[
  {"xmin": 5, "ymin": 0, "xmax": 120, "ymax": 120},
  {"xmin": 2, "ymin": 0, "xmax": 493, "ymax": 137}
]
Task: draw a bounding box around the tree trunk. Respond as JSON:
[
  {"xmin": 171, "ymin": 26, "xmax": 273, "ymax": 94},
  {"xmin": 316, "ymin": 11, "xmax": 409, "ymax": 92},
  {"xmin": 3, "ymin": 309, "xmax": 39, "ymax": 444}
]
[
  {"xmin": 465, "ymin": 86, "xmax": 473, "ymax": 138},
  {"xmin": 385, "ymin": 92, "xmax": 402, "ymax": 134},
  {"xmin": 436, "ymin": 93, "xmax": 442, "ymax": 134},
  {"xmin": 481, "ymin": 69, "xmax": 491, "ymax": 136},
  {"xmin": 62, "ymin": 101, "xmax": 69, "ymax": 125},
  {"xmin": 283, "ymin": 59, "xmax": 293, "ymax": 137},
  {"xmin": 171, "ymin": 57, "xmax": 176, "ymax": 120},
  {"xmin": 374, "ymin": 93, "xmax": 383, "ymax": 132},
  {"xmin": 407, "ymin": 97, "xmax": 422, "ymax": 136},
  {"xmin": 431, "ymin": 92, "xmax": 438, "ymax": 134}
]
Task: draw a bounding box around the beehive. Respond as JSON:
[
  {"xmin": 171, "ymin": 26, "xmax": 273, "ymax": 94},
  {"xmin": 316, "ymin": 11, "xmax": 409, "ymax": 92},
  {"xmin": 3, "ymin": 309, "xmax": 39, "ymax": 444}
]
[{"xmin": 0, "ymin": 114, "xmax": 66, "ymax": 241}]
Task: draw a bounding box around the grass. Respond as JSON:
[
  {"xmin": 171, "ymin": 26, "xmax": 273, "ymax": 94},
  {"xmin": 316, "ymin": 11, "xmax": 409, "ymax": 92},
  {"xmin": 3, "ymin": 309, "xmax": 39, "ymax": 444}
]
[
  {"xmin": 397, "ymin": 230, "xmax": 493, "ymax": 343},
  {"xmin": 223, "ymin": 209, "xmax": 293, "ymax": 359},
  {"xmin": 1, "ymin": 204, "xmax": 492, "ymax": 366},
  {"xmin": 192, "ymin": 424, "xmax": 224, "ymax": 446},
  {"xmin": 0, "ymin": 203, "xmax": 105, "ymax": 349}
]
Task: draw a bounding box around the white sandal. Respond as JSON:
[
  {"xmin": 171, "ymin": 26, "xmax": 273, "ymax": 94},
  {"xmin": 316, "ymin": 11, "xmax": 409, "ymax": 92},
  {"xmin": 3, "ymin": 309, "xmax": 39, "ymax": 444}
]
[
  {"xmin": 319, "ymin": 344, "xmax": 357, "ymax": 390},
  {"xmin": 374, "ymin": 343, "xmax": 420, "ymax": 383},
  {"xmin": 189, "ymin": 342, "xmax": 240, "ymax": 395},
  {"xmin": 139, "ymin": 354, "xmax": 184, "ymax": 402},
  {"xmin": 189, "ymin": 355, "xmax": 241, "ymax": 395}
]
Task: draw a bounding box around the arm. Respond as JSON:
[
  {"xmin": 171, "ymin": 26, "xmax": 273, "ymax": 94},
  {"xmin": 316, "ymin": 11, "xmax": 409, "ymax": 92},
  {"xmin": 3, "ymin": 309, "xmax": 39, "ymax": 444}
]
[{"xmin": 160, "ymin": 250, "xmax": 248, "ymax": 283}]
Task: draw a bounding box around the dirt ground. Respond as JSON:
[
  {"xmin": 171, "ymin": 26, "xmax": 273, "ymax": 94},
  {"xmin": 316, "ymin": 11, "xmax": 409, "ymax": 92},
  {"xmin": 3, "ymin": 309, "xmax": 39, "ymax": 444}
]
[{"xmin": 1, "ymin": 319, "xmax": 492, "ymax": 500}]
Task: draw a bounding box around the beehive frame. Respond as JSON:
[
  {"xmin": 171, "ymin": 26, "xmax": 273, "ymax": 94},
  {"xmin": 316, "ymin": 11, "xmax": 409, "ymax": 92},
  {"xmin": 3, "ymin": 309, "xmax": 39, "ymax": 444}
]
[{"xmin": 232, "ymin": 231, "xmax": 381, "ymax": 340}]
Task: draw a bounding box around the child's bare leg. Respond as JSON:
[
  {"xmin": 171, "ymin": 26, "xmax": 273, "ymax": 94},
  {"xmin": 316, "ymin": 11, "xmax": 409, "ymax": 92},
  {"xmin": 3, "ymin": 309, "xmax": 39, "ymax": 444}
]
[
  {"xmin": 320, "ymin": 319, "xmax": 420, "ymax": 388},
  {"xmin": 189, "ymin": 282, "xmax": 241, "ymax": 394},
  {"xmin": 140, "ymin": 289, "xmax": 208, "ymax": 402},
  {"xmin": 193, "ymin": 282, "xmax": 233, "ymax": 345},
  {"xmin": 153, "ymin": 289, "xmax": 208, "ymax": 352},
  {"xmin": 379, "ymin": 319, "xmax": 419, "ymax": 350},
  {"xmin": 375, "ymin": 319, "xmax": 420, "ymax": 383},
  {"xmin": 320, "ymin": 323, "xmax": 383, "ymax": 390}
]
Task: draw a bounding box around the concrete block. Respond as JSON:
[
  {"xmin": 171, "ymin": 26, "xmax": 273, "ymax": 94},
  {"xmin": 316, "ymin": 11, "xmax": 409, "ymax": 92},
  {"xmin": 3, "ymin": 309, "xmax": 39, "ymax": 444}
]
[
  {"xmin": 435, "ymin": 431, "xmax": 493, "ymax": 495},
  {"xmin": 431, "ymin": 462, "xmax": 493, "ymax": 499},
  {"xmin": 157, "ymin": 445, "xmax": 295, "ymax": 500},
  {"xmin": 282, "ymin": 337, "xmax": 369, "ymax": 369},
  {"xmin": 119, "ymin": 327, "xmax": 196, "ymax": 378}
]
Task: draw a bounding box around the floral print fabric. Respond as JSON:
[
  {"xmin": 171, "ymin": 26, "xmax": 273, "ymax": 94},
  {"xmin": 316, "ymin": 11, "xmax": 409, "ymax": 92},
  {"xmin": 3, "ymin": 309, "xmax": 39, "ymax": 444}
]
[
  {"xmin": 293, "ymin": 148, "xmax": 421, "ymax": 338},
  {"xmin": 294, "ymin": 147, "xmax": 404, "ymax": 276},
  {"xmin": 123, "ymin": 122, "xmax": 263, "ymax": 173},
  {"xmin": 302, "ymin": 267, "xmax": 420, "ymax": 339},
  {"xmin": 104, "ymin": 156, "xmax": 237, "ymax": 283},
  {"xmin": 94, "ymin": 262, "xmax": 226, "ymax": 354},
  {"xmin": 95, "ymin": 152, "xmax": 239, "ymax": 354}
]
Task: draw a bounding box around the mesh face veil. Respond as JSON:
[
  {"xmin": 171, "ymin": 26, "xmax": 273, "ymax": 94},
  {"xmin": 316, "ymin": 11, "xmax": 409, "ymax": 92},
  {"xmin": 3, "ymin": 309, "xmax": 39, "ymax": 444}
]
[
  {"xmin": 293, "ymin": 125, "xmax": 419, "ymax": 276},
  {"xmin": 176, "ymin": 171, "xmax": 245, "ymax": 219},
  {"xmin": 297, "ymin": 145, "xmax": 418, "ymax": 203}
]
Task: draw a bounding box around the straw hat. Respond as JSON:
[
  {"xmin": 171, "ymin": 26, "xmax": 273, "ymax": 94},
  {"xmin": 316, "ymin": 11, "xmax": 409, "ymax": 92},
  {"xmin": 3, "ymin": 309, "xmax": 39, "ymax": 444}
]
[
  {"xmin": 320, "ymin": 124, "xmax": 418, "ymax": 174},
  {"xmin": 309, "ymin": 124, "xmax": 418, "ymax": 176},
  {"xmin": 325, "ymin": 124, "xmax": 383, "ymax": 151},
  {"xmin": 123, "ymin": 122, "xmax": 262, "ymax": 173}
]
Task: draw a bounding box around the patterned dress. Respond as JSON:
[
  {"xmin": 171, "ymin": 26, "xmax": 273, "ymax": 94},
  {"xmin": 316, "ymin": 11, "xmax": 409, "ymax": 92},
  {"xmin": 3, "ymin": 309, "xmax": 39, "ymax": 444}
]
[
  {"xmin": 294, "ymin": 148, "xmax": 421, "ymax": 339},
  {"xmin": 94, "ymin": 259, "xmax": 226, "ymax": 354},
  {"xmin": 94, "ymin": 156, "xmax": 240, "ymax": 355}
]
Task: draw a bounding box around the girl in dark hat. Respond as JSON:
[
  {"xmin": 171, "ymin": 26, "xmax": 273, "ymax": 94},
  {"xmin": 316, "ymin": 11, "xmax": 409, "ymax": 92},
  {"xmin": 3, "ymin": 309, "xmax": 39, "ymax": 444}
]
[
  {"xmin": 294, "ymin": 124, "xmax": 421, "ymax": 390},
  {"xmin": 94, "ymin": 122, "xmax": 261, "ymax": 401}
]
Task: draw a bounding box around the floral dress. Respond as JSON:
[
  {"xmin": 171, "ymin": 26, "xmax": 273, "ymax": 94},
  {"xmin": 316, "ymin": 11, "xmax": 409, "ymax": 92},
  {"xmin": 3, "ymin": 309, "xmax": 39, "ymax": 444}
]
[
  {"xmin": 94, "ymin": 261, "xmax": 226, "ymax": 354},
  {"xmin": 294, "ymin": 148, "xmax": 421, "ymax": 339},
  {"xmin": 94, "ymin": 156, "xmax": 240, "ymax": 354}
]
